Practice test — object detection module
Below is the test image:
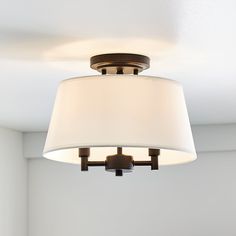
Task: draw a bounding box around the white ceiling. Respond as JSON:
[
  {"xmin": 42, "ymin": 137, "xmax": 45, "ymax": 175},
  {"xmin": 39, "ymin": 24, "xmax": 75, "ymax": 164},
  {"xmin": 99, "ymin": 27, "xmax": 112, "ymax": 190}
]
[{"xmin": 0, "ymin": 0, "xmax": 236, "ymax": 131}]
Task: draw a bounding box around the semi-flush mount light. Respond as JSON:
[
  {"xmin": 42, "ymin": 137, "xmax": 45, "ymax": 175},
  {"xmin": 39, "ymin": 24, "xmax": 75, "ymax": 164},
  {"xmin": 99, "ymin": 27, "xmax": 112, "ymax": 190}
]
[{"xmin": 43, "ymin": 53, "xmax": 197, "ymax": 176}]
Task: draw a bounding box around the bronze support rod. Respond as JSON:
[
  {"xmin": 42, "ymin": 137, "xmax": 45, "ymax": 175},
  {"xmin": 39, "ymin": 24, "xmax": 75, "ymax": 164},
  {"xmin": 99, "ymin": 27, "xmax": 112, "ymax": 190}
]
[
  {"xmin": 87, "ymin": 161, "xmax": 106, "ymax": 166},
  {"xmin": 133, "ymin": 161, "xmax": 152, "ymax": 166}
]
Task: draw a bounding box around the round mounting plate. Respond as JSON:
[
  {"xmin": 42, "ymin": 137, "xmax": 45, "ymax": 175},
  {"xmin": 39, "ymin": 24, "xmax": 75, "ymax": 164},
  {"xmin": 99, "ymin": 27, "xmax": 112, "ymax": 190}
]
[{"xmin": 90, "ymin": 53, "xmax": 150, "ymax": 74}]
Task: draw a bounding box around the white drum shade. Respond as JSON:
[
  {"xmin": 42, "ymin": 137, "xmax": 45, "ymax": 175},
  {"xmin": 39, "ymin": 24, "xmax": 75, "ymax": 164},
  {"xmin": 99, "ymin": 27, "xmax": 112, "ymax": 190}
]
[{"xmin": 43, "ymin": 75, "xmax": 197, "ymax": 165}]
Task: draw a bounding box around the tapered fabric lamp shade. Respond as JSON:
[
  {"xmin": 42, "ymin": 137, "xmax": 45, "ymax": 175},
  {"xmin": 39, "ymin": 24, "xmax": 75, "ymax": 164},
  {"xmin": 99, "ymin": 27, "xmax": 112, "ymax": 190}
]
[{"xmin": 43, "ymin": 75, "xmax": 197, "ymax": 165}]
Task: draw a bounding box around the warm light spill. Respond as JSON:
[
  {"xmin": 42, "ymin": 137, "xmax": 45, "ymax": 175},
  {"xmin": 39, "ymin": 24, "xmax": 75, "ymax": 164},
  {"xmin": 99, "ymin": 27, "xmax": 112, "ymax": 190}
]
[{"xmin": 44, "ymin": 38, "xmax": 173, "ymax": 61}]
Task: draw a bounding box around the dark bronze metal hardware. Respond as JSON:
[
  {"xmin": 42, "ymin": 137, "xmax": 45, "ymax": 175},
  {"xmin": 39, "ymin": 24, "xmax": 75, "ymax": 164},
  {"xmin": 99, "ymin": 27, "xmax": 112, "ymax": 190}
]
[
  {"xmin": 79, "ymin": 148, "xmax": 90, "ymax": 171},
  {"xmin": 149, "ymin": 148, "xmax": 160, "ymax": 170},
  {"xmin": 106, "ymin": 147, "xmax": 133, "ymax": 176},
  {"xmin": 79, "ymin": 147, "xmax": 160, "ymax": 176},
  {"xmin": 101, "ymin": 69, "xmax": 107, "ymax": 75},
  {"xmin": 90, "ymin": 53, "xmax": 150, "ymax": 75}
]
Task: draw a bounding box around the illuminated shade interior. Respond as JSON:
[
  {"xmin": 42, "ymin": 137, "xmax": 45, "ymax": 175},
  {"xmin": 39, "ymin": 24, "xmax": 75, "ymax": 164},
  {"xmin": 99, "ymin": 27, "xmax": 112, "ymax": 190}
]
[{"xmin": 43, "ymin": 75, "xmax": 197, "ymax": 165}]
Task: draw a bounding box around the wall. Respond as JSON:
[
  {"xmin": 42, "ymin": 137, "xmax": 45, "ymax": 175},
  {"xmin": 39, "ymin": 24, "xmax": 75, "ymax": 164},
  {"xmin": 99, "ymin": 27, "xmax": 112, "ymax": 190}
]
[
  {"xmin": 0, "ymin": 127, "xmax": 27, "ymax": 236},
  {"xmin": 25, "ymin": 124, "xmax": 236, "ymax": 236},
  {"xmin": 28, "ymin": 151, "xmax": 236, "ymax": 236}
]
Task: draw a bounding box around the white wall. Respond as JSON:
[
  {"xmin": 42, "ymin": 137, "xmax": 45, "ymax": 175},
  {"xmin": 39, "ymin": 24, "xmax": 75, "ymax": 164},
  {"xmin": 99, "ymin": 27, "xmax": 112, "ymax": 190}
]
[
  {"xmin": 0, "ymin": 127, "xmax": 27, "ymax": 236},
  {"xmin": 28, "ymin": 152, "xmax": 236, "ymax": 236},
  {"xmin": 26, "ymin": 125, "xmax": 236, "ymax": 236}
]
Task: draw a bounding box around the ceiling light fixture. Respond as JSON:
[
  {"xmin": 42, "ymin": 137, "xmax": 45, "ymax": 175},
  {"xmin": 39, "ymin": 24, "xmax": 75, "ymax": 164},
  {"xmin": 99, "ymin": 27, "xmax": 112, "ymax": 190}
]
[{"xmin": 43, "ymin": 53, "xmax": 197, "ymax": 176}]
